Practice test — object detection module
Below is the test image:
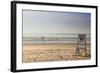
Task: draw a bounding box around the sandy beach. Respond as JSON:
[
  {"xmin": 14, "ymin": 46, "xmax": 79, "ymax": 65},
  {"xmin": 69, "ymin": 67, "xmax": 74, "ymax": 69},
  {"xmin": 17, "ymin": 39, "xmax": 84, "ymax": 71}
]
[{"xmin": 22, "ymin": 43, "xmax": 91, "ymax": 63}]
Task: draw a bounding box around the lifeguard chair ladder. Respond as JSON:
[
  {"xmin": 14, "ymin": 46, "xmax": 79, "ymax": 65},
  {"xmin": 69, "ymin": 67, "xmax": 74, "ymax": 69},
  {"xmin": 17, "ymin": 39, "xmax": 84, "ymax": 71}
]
[{"xmin": 75, "ymin": 34, "xmax": 87, "ymax": 56}]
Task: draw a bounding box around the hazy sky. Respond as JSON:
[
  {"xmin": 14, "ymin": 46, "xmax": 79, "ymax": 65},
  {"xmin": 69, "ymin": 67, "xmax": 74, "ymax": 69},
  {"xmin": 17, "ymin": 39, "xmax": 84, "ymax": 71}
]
[{"xmin": 23, "ymin": 10, "xmax": 91, "ymax": 37}]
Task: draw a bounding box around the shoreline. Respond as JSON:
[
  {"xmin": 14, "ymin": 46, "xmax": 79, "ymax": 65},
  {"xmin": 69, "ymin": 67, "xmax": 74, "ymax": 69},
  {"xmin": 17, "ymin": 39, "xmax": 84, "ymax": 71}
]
[{"xmin": 23, "ymin": 43, "xmax": 90, "ymax": 45}]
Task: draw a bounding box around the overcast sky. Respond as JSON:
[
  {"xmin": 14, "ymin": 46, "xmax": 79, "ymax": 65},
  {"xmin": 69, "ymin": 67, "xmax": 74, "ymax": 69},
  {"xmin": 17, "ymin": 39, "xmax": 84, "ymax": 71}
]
[{"xmin": 23, "ymin": 10, "xmax": 91, "ymax": 37}]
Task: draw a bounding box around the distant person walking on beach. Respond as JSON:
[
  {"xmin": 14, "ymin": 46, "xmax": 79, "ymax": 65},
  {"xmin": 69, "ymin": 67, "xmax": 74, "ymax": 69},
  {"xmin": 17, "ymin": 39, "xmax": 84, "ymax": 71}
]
[{"xmin": 42, "ymin": 37, "xmax": 44, "ymax": 41}]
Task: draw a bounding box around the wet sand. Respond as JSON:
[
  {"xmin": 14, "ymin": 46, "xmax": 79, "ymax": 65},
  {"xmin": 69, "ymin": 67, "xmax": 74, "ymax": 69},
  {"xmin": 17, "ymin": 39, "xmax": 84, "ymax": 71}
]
[{"xmin": 23, "ymin": 43, "xmax": 91, "ymax": 63}]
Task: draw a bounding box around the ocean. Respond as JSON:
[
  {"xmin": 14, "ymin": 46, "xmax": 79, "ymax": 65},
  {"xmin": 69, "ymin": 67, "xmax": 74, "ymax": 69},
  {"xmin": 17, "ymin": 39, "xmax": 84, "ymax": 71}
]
[{"xmin": 23, "ymin": 33, "xmax": 90, "ymax": 43}]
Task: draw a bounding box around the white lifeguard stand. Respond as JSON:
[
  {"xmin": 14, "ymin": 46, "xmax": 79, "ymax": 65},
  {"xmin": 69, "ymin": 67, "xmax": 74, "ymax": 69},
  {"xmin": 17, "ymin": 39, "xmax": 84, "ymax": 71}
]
[{"xmin": 75, "ymin": 34, "xmax": 87, "ymax": 56}]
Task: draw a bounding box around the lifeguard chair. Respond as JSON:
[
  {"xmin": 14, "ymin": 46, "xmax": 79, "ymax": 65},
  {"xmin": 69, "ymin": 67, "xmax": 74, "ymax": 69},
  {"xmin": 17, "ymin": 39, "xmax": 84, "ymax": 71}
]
[{"xmin": 75, "ymin": 34, "xmax": 87, "ymax": 56}]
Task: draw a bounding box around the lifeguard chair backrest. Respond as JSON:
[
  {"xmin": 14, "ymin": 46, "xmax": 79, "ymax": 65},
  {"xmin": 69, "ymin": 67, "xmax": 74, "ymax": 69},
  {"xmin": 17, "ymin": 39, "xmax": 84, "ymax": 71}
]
[{"xmin": 78, "ymin": 34, "xmax": 86, "ymax": 41}]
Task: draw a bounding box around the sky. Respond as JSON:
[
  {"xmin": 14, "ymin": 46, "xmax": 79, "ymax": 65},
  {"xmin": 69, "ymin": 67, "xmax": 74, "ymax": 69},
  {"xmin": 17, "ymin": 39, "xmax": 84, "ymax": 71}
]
[{"xmin": 23, "ymin": 10, "xmax": 91, "ymax": 37}]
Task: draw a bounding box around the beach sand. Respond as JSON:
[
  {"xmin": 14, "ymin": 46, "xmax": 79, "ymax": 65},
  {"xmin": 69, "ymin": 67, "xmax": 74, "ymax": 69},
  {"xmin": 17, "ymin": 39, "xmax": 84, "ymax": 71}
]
[{"xmin": 22, "ymin": 43, "xmax": 91, "ymax": 63}]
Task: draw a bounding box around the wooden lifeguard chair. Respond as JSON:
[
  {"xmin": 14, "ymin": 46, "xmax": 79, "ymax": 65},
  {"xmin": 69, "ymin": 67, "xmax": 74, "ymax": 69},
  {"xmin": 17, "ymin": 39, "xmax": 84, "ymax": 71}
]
[{"xmin": 75, "ymin": 34, "xmax": 87, "ymax": 56}]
